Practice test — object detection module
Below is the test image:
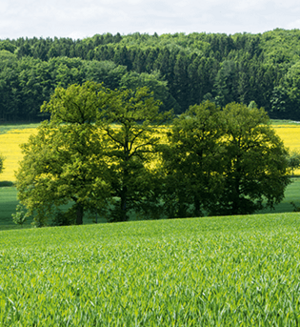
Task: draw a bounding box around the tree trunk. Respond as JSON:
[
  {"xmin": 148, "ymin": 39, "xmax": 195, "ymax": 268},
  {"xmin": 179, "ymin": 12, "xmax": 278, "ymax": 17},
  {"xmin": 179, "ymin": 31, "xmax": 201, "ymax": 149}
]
[
  {"xmin": 120, "ymin": 137, "xmax": 129, "ymax": 222},
  {"xmin": 76, "ymin": 203, "xmax": 84, "ymax": 225},
  {"xmin": 194, "ymin": 195, "xmax": 202, "ymax": 217},
  {"xmin": 120, "ymin": 185, "xmax": 128, "ymax": 221},
  {"xmin": 232, "ymin": 173, "xmax": 241, "ymax": 215}
]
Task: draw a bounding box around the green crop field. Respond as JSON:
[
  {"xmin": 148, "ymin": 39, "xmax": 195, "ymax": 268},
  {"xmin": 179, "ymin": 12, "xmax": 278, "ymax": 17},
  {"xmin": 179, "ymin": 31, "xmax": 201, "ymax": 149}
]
[{"xmin": 1, "ymin": 213, "xmax": 300, "ymax": 325}]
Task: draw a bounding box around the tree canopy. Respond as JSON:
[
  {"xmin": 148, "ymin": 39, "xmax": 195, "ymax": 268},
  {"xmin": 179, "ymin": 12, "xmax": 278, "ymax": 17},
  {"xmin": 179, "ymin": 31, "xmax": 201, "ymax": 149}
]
[
  {"xmin": 16, "ymin": 82, "xmax": 111, "ymax": 225},
  {"xmin": 3, "ymin": 29, "xmax": 300, "ymax": 121},
  {"xmin": 214, "ymin": 103, "xmax": 290, "ymax": 215},
  {"xmin": 161, "ymin": 102, "xmax": 291, "ymax": 217},
  {"xmin": 96, "ymin": 86, "xmax": 171, "ymax": 222},
  {"xmin": 15, "ymin": 80, "xmax": 291, "ymax": 225},
  {"xmin": 15, "ymin": 82, "xmax": 171, "ymax": 225},
  {"xmin": 160, "ymin": 101, "xmax": 226, "ymax": 218}
]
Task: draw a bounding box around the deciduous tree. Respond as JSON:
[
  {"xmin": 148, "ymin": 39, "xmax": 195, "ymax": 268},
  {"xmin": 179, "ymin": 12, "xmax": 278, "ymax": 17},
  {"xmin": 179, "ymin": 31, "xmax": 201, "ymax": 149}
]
[
  {"xmin": 161, "ymin": 101, "xmax": 225, "ymax": 218},
  {"xmin": 15, "ymin": 81, "xmax": 110, "ymax": 226},
  {"xmin": 15, "ymin": 82, "xmax": 170, "ymax": 225},
  {"xmin": 162, "ymin": 101, "xmax": 291, "ymax": 217},
  {"xmin": 213, "ymin": 103, "xmax": 291, "ymax": 215},
  {"xmin": 97, "ymin": 86, "xmax": 171, "ymax": 221}
]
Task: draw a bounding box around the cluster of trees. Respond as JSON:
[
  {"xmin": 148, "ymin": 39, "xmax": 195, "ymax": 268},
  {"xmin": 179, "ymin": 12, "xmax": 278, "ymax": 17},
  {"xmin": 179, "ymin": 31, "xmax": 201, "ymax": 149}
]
[
  {"xmin": 15, "ymin": 82, "xmax": 291, "ymax": 226},
  {"xmin": 2, "ymin": 29, "xmax": 300, "ymax": 121}
]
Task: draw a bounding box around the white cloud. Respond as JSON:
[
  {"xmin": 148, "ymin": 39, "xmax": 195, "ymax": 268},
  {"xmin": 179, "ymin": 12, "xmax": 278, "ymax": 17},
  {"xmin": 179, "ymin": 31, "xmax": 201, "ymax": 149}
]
[
  {"xmin": 287, "ymin": 19, "xmax": 300, "ymax": 30},
  {"xmin": 1, "ymin": 0, "xmax": 300, "ymax": 39}
]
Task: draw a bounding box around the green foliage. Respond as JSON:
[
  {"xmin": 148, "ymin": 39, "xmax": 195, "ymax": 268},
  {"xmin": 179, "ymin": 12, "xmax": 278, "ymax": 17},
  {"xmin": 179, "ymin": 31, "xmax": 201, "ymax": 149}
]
[
  {"xmin": 270, "ymin": 86, "xmax": 287, "ymax": 114},
  {"xmin": 161, "ymin": 101, "xmax": 225, "ymax": 217},
  {"xmin": 3, "ymin": 30, "xmax": 300, "ymax": 121},
  {"xmin": 11, "ymin": 204, "xmax": 28, "ymax": 226},
  {"xmin": 15, "ymin": 90, "xmax": 291, "ymax": 222},
  {"xmin": 213, "ymin": 60, "xmax": 237, "ymax": 106},
  {"xmin": 120, "ymin": 70, "xmax": 179, "ymax": 112},
  {"xmin": 84, "ymin": 60, "xmax": 127, "ymax": 89},
  {"xmin": 0, "ymin": 41, "xmax": 16, "ymax": 53},
  {"xmin": 0, "ymin": 154, "xmax": 4, "ymax": 175},
  {"xmin": 16, "ymin": 83, "xmax": 171, "ymax": 225},
  {"xmin": 97, "ymin": 86, "xmax": 172, "ymax": 222},
  {"xmin": 2, "ymin": 178, "xmax": 300, "ymax": 230},
  {"xmin": 291, "ymin": 201, "xmax": 300, "ymax": 212},
  {"xmin": 50, "ymin": 208, "xmax": 76, "ymax": 226},
  {"xmin": 215, "ymin": 103, "xmax": 291, "ymax": 215},
  {"xmin": 16, "ymin": 82, "xmax": 111, "ymax": 226},
  {"xmin": 162, "ymin": 102, "xmax": 291, "ymax": 217},
  {"xmin": 287, "ymin": 150, "xmax": 300, "ymax": 175},
  {"xmin": 40, "ymin": 80, "xmax": 103, "ymax": 124},
  {"xmin": 2, "ymin": 213, "xmax": 300, "ymax": 325},
  {"xmin": 248, "ymin": 100, "xmax": 258, "ymax": 109},
  {"xmin": 260, "ymin": 28, "xmax": 300, "ymax": 64}
]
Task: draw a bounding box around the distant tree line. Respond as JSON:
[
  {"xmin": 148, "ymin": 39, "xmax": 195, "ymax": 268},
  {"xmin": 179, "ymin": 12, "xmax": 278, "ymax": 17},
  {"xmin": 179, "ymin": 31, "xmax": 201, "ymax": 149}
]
[{"xmin": 2, "ymin": 29, "xmax": 300, "ymax": 121}]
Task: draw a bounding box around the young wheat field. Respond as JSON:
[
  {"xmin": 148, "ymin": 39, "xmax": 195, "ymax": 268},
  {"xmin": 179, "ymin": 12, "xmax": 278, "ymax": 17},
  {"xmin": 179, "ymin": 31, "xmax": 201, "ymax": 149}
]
[{"xmin": 1, "ymin": 213, "xmax": 300, "ymax": 325}]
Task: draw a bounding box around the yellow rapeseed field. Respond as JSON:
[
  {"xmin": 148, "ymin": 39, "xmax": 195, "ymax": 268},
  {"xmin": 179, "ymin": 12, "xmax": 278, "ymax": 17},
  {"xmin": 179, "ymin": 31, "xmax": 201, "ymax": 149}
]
[
  {"xmin": 0, "ymin": 129, "xmax": 38, "ymax": 182},
  {"xmin": 272, "ymin": 125, "xmax": 300, "ymax": 175},
  {"xmin": 272, "ymin": 125, "xmax": 300, "ymax": 151},
  {"xmin": 0, "ymin": 125, "xmax": 299, "ymax": 182}
]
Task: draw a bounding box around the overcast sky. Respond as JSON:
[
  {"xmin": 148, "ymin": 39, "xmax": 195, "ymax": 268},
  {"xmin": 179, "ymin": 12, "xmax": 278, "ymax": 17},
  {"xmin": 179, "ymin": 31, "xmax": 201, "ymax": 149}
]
[{"xmin": 1, "ymin": 0, "xmax": 300, "ymax": 40}]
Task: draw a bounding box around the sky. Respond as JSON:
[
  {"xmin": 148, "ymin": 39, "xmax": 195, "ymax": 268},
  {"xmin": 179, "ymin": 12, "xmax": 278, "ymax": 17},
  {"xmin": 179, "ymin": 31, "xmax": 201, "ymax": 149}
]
[{"xmin": 1, "ymin": 0, "xmax": 300, "ymax": 40}]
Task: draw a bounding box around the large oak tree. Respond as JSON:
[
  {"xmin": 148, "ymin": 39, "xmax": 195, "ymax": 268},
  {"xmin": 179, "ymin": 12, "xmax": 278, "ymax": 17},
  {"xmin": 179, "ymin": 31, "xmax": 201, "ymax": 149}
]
[
  {"xmin": 15, "ymin": 81, "xmax": 110, "ymax": 226},
  {"xmin": 96, "ymin": 86, "xmax": 171, "ymax": 221},
  {"xmin": 15, "ymin": 82, "xmax": 170, "ymax": 225},
  {"xmin": 162, "ymin": 101, "xmax": 291, "ymax": 217}
]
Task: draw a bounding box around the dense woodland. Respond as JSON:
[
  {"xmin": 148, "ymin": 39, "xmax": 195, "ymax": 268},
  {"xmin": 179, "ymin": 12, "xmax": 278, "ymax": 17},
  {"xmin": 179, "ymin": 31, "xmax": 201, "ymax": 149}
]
[{"xmin": 1, "ymin": 29, "xmax": 300, "ymax": 121}]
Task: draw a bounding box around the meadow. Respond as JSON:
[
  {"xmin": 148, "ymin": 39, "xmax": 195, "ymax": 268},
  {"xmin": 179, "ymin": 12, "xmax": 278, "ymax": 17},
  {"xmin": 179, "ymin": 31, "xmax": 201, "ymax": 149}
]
[{"xmin": 1, "ymin": 213, "xmax": 300, "ymax": 325}]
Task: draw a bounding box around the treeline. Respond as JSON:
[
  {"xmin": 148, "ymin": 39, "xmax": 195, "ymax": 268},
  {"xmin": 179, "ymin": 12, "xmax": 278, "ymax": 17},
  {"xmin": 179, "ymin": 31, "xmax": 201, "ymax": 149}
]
[
  {"xmin": 15, "ymin": 83, "xmax": 290, "ymax": 226},
  {"xmin": 2, "ymin": 29, "xmax": 300, "ymax": 121}
]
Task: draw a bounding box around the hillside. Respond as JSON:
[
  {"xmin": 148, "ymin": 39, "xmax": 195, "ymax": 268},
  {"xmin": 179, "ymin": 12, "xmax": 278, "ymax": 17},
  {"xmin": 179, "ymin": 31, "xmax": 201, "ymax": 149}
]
[
  {"xmin": 2, "ymin": 29, "xmax": 300, "ymax": 121},
  {"xmin": 1, "ymin": 213, "xmax": 300, "ymax": 325}
]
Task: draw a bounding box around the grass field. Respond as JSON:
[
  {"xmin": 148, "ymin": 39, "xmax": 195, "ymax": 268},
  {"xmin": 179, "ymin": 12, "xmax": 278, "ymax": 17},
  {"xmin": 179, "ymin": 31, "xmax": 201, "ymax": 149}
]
[
  {"xmin": 1, "ymin": 213, "xmax": 300, "ymax": 325},
  {"xmin": 269, "ymin": 119, "xmax": 300, "ymax": 125},
  {"xmin": 1, "ymin": 178, "xmax": 300, "ymax": 230}
]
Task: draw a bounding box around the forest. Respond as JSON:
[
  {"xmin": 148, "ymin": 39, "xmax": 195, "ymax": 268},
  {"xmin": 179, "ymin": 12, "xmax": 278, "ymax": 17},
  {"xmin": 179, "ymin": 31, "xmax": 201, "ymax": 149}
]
[{"xmin": 1, "ymin": 28, "xmax": 300, "ymax": 121}]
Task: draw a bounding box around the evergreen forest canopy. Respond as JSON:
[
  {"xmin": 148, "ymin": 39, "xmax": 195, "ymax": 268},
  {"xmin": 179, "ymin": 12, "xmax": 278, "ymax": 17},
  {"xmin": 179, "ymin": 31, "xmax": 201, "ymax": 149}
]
[{"xmin": 2, "ymin": 28, "xmax": 300, "ymax": 121}]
